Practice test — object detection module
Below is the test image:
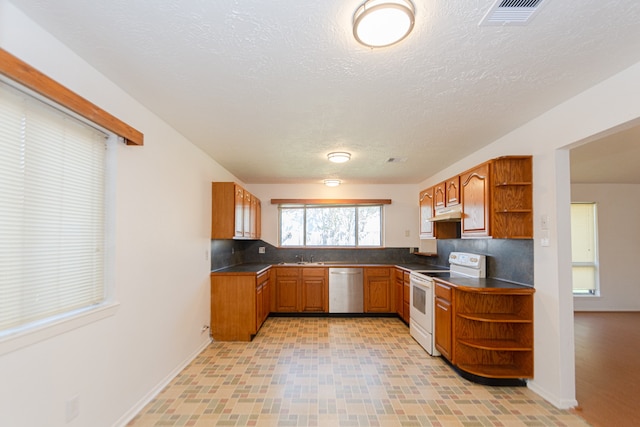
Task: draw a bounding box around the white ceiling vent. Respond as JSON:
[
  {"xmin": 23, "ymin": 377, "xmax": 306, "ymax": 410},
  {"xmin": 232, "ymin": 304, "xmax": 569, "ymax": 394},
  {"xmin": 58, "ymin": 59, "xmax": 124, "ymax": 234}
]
[{"xmin": 479, "ymin": 0, "xmax": 548, "ymax": 26}]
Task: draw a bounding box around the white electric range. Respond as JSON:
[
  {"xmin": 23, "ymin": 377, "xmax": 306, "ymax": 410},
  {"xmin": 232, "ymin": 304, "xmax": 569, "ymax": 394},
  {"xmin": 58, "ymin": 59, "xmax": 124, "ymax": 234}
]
[{"xmin": 409, "ymin": 252, "xmax": 486, "ymax": 355}]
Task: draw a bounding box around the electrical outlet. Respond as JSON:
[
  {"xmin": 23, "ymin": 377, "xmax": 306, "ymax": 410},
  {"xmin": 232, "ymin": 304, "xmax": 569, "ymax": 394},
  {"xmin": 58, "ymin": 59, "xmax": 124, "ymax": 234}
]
[
  {"xmin": 404, "ymin": 229, "xmax": 410, "ymax": 237},
  {"xmin": 66, "ymin": 395, "xmax": 79, "ymax": 422},
  {"xmin": 258, "ymin": 247, "xmax": 266, "ymax": 254}
]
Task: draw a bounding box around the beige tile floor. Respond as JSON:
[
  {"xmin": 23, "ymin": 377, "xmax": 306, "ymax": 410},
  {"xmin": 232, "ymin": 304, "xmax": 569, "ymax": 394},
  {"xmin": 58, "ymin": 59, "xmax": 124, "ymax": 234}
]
[{"xmin": 128, "ymin": 317, "xmax": 589, "ymax": 426}]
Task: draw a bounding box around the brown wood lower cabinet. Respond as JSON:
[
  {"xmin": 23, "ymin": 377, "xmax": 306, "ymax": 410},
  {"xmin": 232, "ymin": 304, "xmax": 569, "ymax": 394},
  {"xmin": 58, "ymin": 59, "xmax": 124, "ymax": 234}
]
[
  {"xmin": 434, "ymin": 282, "xmax": 453, "ymax": 360},
  {"xmin": 301, "ymin": 268, "xmax": 328, "ymax": 312},
  {"xmin": 274, "ymin": 267, "xmax": 328, "ymax": 313},
  {"xmin": 210, "ymin": 269, "xmax": 271, "ymax": 341},
  {"xmin": 274, "ymin": 267, "xmax": 300, "ymax": 312},
  {"xmin": 434, "ymin": 278, "xmax": 535, "ymax": 381},
  {"xmin": 403, "ymin": 272, "xmax": 410, "ymax": 323},
  {"xmin": 364, "ymin": 267, "xmax": 392, "ymax": 313},
  {"xmin": 394, "ymin": 269, "xmax": 404, "ymax": 319}
]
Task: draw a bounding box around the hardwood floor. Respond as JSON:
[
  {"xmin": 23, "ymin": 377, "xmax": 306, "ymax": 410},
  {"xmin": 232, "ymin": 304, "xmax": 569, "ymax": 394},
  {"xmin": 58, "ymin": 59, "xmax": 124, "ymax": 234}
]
[{"xmin": 574, "ymin": 311, "xmax": 640, "ymax": 427}]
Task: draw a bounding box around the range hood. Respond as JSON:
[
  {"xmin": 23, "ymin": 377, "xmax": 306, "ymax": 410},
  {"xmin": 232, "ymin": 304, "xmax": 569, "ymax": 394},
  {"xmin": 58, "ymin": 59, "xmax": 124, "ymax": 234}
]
[{"xmin": 429, "ymin": 205, "xmax": 462, "ymax": 222}]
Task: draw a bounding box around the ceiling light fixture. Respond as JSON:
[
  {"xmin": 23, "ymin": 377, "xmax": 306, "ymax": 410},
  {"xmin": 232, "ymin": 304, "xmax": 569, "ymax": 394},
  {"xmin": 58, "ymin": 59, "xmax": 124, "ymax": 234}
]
[
  {"xmin": 327, "ymin": 152, "xmax": 351, "ymax": 163},
  {"xmin": 324, "ymin": 179, "xmax": 342, "ymax": 187},
  {"xmin": 353, "ymin": 0, "xmax": 415, "ymax": 48}
]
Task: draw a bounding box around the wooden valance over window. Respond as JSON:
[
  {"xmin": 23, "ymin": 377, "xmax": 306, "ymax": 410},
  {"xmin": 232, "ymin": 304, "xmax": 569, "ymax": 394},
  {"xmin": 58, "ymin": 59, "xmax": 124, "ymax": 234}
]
[
  {"xmin": 271, "ymin": 199, "xmax": 392, "ymax": 205},
  {"xmin": 0, "ymin": 48, "xmax": 143, "ymax": 146}
]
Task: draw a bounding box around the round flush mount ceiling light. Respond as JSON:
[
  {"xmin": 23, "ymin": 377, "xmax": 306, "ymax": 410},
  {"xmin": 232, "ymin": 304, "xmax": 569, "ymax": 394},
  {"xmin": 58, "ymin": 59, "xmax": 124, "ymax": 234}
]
[
  {"xmin": 324, "ymin": 179, "xmax": 342, "ymax": 187},
  {"xmin": 327, "ymin": 152, "xmax": 351, "ymax": 163},
  {"xmin": 353, "ymin": 0, "xmax": 415, "ymax": 48}
]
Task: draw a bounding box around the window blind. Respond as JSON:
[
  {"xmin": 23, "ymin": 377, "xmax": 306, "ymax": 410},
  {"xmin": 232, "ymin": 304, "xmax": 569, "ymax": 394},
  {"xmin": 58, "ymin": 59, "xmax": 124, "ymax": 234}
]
[
  {"xmin": 0, "ymin": 80, "xmax": 108, "ymax": 333},
  {"xmin": 570, "ymin": 202, "xmax": 598, "ymax": 295}
]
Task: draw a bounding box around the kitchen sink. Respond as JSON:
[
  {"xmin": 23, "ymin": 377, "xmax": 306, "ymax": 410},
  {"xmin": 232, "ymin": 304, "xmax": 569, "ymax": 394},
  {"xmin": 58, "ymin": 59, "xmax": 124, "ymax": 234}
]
[
  {"xmin": 277, "ymin": 261, "xmax": 348, "ymax": 266},
  {"xmin": 278, "ymin": 261, "xmax": 325, "ymax": 266}
]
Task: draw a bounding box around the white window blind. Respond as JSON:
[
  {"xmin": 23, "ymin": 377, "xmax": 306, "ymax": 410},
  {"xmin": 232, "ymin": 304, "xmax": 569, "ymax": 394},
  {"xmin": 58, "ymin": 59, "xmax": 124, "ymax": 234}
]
[
  {"xmin": 570, "ymin": 202, "xmax": 599, "ymax": 295},
  {"xmin": 0, "ymin": 80, "xmax": 108, "ymax": 333}
]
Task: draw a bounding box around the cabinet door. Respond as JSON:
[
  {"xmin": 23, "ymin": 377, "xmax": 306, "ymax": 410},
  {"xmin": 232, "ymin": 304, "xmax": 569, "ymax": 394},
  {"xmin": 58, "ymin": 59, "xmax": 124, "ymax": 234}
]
[
  {"xmin": 394, "ymin": 269, "xmax": 404, "ymax": 317},
  {"xmin": 461, "ymin": 162, "xmax": 491, "ymax": 237},
  {"xmin": 262, "ymin": 278, "xmax": 270, "ymax": 323},
  {"xmin": 301, "ymin": 277, "xmax": 325, "ymax": 312},
  {"xmin": 434, "ymin": 297, "xmax": 452, "ymax": 361},
  {"xmin": 364, "ymin": 268, "xmax": 391, "ymax": 313},
  {"xmin": 243, "ymin": 192, "xmax": 252, "ymax": 238},
  {"xmin": 234, "ymin": 185, "xmax": 244, "ymax": 237},
  {"xmin": 433, "ymin": 182, "xmax": 446, "ymax": 210},
  {"xmin": 419, "ymin": 188, "xmax": 434, "ymax": 238},
  {"xmin": 275, "ymin": 269, "xmax": 300, "ymax": 312},
  {"xmin": 403, "ymin": 273, "xmax": 410, "ymax": 323},
  {"xmin": 254, "ymin": 199, "xmax": 261, "ymax": 239},
  {"xmin": 446, "ymin": 176, "xmax": 460, "ymax": 206},
  {"xmin": 256, "ymin": 283, "xmax": 263, "ymax": 331},
  {"xmin": 300, "ymin": 267, "xmax": 327, "ymax": 312}
]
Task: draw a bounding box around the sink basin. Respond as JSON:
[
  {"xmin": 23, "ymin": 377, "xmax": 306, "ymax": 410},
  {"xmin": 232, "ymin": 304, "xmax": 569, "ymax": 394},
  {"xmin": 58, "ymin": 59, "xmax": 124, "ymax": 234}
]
[
  {"xmin": 278, "ymin": 261, "xmax": 323, "ymax": 266},
  {"xmin": 277, "ymin": 261, "xmax": 348, "ymax": 266}
]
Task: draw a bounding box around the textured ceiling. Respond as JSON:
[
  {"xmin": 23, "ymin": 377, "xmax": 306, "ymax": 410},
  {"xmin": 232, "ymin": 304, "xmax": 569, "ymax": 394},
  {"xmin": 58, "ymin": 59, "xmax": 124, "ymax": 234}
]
[{"xmin": 9, "ymin": 0, "xmax": 640, "ymax": 184}]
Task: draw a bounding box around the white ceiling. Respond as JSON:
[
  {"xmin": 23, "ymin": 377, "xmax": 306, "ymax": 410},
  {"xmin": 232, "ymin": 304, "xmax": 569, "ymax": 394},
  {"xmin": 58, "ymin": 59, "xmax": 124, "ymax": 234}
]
[{"xmin": 10, "ymin": 0, "xmax": 640, "ymax": 184}]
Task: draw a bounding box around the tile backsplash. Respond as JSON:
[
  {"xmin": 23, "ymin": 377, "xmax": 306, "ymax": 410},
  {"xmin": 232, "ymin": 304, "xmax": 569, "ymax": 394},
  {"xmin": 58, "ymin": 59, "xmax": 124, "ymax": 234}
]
[
  {"xmin": 210, "ymin": 238, "xmax": 534, "ymax": 286},
  {"xmin": 434, "ymin": 239, "xmax": 534, "ymax": 286},
  {"xmin": 211, "ymin": 240, "xmax": 432, "ymax": 271}
]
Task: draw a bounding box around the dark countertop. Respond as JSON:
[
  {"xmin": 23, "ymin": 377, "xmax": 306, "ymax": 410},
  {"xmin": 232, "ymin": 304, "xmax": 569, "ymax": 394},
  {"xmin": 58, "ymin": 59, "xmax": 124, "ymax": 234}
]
[
  {"xmin": 396, "ymin": 263, "xmax": 448, "ymax": 271},
  {"xmin": 212, "ymin": 262, "xmax": 444, "ymax": 274},
  {"xmin": 434, "ymin": 276, "xmax": 534, "ymax": 292},
  {"xmin": 211, "ymin": 264, "xmax": 533, "ymax": 291},
  {"xmin": 212, "ymin": 263, "xmax": 272, "ymax": 274}
]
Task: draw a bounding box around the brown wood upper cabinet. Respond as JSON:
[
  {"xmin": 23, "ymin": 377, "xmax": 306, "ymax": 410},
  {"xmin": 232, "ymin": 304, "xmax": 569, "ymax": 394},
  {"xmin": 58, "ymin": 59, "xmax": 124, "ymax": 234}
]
[
  {"xmin": 434, "ymin": 176, "xmax": 460, "ymax": 211},
  {"xmin": 445, "ymin": 176, "xmax": 460, "ymax": 206},
  {"xmin": 460, "ymin": 162, "xmax": 491, "ymax": 238},
  {"xmin": 211, "ymin": 182, "xmax": 261, "ymax": 240},
  {"xmin": 419, "ymin": 186, "xmax": 459, "ymax": 240},
  {"xmin": 433, "ymin": 182, "xmax": 446, "ymax": 210},
  {"xmin": 459, "ymin": 156, "xmax": 533, "ymax": 239},
  {"xmin": 419, "ymin": 188, "xmax": 435, "ymax": 238}
]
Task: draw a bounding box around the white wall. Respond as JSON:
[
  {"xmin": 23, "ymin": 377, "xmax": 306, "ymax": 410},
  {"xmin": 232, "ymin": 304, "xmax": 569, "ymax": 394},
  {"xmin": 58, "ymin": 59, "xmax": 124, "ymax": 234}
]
[
  {"xmin": 0, "ymin": 2, "xmax": 241, "ymax": 426},
  {"xmin": 248, "ymin": 183, "xmax": 421, "ymax": 248},
  {"xmin": 572, "ymin": 184, "xmax": 640, "ymax": 311},
  {"xmin": 417, "ymin": 62, "xmax": 640, "ymax": 409}
]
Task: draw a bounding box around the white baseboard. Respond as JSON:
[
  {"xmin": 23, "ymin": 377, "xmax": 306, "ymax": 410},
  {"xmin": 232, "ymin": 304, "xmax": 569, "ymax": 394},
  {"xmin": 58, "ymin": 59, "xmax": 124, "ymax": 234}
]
[
  {"xmin": 528, "ymin": 382, "xmax": 579, "ymax": 410},
  {"xmin": 112, "ymin": 338, "xmax": 212, "ymax": 427}
]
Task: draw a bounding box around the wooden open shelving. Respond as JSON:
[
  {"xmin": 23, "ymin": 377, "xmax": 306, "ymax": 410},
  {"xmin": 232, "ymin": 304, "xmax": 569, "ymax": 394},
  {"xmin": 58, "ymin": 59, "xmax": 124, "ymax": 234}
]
[{"xmin": 453, "ymin": 288, "xmax": 534, "ymax": 380}]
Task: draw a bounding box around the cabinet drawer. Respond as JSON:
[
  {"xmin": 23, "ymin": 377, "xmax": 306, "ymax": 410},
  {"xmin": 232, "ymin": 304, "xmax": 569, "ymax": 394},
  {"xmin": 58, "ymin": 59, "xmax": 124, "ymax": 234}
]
[
  {"xmin": 275, "ymin": 267, "xmax": 300, "ymax": 277},
  {"xmin": 302, "ymin": 267, "xmax": 326, "ymax": 277},
  {"xmin": 435, "ymin": 282, "xmax": 452, "ymax": 301},
  {"xmin": 257, "ymin": 270, "xmax": 270, "ymax": 284}
]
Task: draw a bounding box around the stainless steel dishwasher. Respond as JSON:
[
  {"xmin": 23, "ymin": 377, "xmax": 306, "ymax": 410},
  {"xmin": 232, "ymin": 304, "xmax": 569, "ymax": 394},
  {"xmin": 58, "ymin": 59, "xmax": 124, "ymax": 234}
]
[{"xmin": 329, "ymin": 268, "xmax": 364, "ymax": 313}]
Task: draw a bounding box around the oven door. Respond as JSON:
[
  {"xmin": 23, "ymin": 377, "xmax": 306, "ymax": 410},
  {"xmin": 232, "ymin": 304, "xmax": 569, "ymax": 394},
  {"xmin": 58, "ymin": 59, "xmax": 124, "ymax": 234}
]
[{"xmin": 409, "ymin": 273, "xmax": 439, "ymax": 356}]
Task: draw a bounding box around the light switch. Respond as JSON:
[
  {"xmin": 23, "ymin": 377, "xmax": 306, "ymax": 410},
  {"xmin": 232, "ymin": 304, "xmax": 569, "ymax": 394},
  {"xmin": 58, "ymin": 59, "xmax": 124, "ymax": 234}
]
[{"xmin": 541, "ymin": 215, "xmax": 550, "ymax": 230}]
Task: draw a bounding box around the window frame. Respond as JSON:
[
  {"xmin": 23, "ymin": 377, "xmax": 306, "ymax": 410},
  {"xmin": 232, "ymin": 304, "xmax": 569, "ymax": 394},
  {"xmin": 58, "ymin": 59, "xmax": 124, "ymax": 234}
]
[
  {"xmin": 0, "ymin": 50, "xmax": 141, "ymax": 355},
  {"xmin": 278, "ymin": 202, "xmax": 385, "ymax": 248}
]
